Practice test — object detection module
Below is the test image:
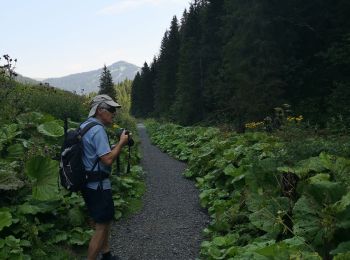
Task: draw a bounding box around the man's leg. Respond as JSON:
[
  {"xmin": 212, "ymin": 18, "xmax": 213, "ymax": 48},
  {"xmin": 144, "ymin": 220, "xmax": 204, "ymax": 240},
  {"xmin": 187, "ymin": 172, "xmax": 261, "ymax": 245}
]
[
  {"xmin": 101, "ymin": 221, "xmax": 111, "ymax": 254},
  {"xmin": 87, "ymin": 222, "xmax": 110, "ymax": 260}
]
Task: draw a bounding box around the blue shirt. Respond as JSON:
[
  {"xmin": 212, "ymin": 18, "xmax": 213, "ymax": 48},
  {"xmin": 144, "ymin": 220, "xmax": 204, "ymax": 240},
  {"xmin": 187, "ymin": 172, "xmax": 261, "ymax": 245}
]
[{"xmin": 80, "ymin": 117, "xmax": 112, "ymax": 190}]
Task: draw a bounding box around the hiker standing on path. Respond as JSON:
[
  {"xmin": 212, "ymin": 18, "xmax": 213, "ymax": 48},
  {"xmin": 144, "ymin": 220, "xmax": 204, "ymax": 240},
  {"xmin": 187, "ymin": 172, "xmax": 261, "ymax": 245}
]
[{"xmin": 81, "ymin": 94, "xmax": 130, "ymax": 260}]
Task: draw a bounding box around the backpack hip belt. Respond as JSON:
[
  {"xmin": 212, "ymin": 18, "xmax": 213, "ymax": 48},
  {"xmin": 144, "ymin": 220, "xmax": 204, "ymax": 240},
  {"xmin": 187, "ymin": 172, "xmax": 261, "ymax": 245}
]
[{"xmin": 85, "ymin": 171, "xmax": 110, "ymax": 183}]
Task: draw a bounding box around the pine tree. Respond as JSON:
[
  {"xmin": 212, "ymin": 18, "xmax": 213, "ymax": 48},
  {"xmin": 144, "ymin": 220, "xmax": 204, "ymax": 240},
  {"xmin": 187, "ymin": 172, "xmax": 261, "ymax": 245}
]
[
  {"xmin": 98, "ymin": 65, "xmax": 116, "ymax": 99},
  {"xmin": 131, "ymin": 72, "xmax": 142, "ymax": 117},
  {"xmin": 172, "ymin": 2, "xmax": 204, "ymax": 125},
  {"xmin": 153, "ymin": 16, "xmax": 180, "ymax": 119},
  {"xmin": 138, "ymin": 62, "xmax": 153, "ymax": 117}
]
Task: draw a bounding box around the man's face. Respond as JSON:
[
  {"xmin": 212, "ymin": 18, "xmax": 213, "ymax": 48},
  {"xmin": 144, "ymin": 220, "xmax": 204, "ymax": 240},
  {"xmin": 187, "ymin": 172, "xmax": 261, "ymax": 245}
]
[{"xmin": 97, "ymin": 106, "xmax": 116, "ymax": 126}]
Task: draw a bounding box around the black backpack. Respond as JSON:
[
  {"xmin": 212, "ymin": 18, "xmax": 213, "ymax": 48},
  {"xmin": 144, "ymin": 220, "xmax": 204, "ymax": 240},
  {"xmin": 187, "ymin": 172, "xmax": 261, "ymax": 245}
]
[{"xmin": 59, "ymin": 121, "xmax": 101, "ymax": 192}]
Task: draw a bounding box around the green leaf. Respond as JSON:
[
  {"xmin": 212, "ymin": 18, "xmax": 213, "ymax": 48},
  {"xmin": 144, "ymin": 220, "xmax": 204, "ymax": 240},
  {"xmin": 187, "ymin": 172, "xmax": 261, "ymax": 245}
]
[
  {"xmin": 319, "ymin": 152, "xmax": 336, "ymax": 170},
  {"xmin": 25, "ymin": 156, "xmax": 59, "ymax": 200},
  {"xmin": 0, "ymin": 124, "xmax": 22, "ymax": 151},
  {"xmin": 6, "ymin": 144, "xmax": 25, "ymax": 160},
  {"xmin": 278, "ymin": 157, "xmax": 326, "ymax": 179},
  {"xmin": 333, "ymin": 192, "xmax": 350, "ymax": 213},
  {"xmin": 19, "ymin": 240, "xmax": 31, "ymax": 247},
  {"xmin": 17, "ymin": 204, "xmax": 43, "ymax": 215},
  {"xmin": 308, "ymin": 173, "xmax": 330, "ymax": 183},
  {"xmin": 0, "ymin": 124, "xmax": 21, "ymax": 141},
  {"xmin": 255, "ymin": 237, "xmax": 321, "ymax": 259},
  {"xmin": 331, "ymin": 241, "xmax": 350, "ymax": 255},
  {"xmin": 68, "ymin": 207, "xmax": 85, "ymax": 226},
  {"xmin": 333, "ymin": 157, "xmax": 350, "ymax": 186},
  {"xmin": 114, "ymin": 210, "xmax": 122, "ymax": 220},
  {"xmin": 68, "ymin": 228, "xmax": 93, "ymax": 245},
  {"xmin": 16, "ymin": 112, "xmax": 44, "ymax": 126},
  {"xmin": 208, "ymin": 245, "xmax": 223, "ymax": 259},
  {"xmin": 5, "ymin": 235, "xmax": 20, "ymax": 248},
  {"xmin": 305, "ymin": 179, "xmax": 345, "ymax": 204},
  {"xmin": 249, "ymin": 197, "xmax": 290, "ymax": 235},
  {"xmin": 0, "ymin": 169, "xmax": 24, "ymax": 191},
  {"xmin": 49, "ymin": 231, "xmax": 68, "ymax": 244},
  {"xmin": 0, "ymin": 209, "xmax": 12, "ymax": 231},
  {"xmin": 37, "ymin": 121, "xmax": 64, "ymax": 137},
  {"xmin": 293, "ymin": 195, "xmax": 337, "ymax": 246},
  {"xmin": 334, "ymin": 252, "xmax": 350, "ymax": 260},
  {"xmin": 212, "ymin": 236, "xmax": 226, "ymax": 247},
  {"xmin": 38, "ymin": 223, "xmax": 55, "ymax": 233}
]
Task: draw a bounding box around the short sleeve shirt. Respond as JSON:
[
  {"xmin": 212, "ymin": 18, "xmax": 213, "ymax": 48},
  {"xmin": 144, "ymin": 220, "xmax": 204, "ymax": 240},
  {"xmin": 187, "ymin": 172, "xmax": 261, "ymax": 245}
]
[{"xmin": 80, "ymin": 117, "xmax": 112, "ymax": 190}]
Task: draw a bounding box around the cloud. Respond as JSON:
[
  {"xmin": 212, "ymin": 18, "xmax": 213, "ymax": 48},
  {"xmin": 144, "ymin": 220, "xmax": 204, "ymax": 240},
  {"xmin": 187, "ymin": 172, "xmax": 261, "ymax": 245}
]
[{"xmin": 97, "ymin": 0, "xmax": 188, "ymax": 15}]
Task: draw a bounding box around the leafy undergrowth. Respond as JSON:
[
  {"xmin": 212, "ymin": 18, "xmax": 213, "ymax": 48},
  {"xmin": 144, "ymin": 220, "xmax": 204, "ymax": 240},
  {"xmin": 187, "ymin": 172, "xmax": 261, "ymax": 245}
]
[
  {"xmin": 0, "ymin": 111, "xmax": 144, "ymax": 259},
  {"xmin": 145, "ymin": 119, "xmax": 350, "ymax": 260}
]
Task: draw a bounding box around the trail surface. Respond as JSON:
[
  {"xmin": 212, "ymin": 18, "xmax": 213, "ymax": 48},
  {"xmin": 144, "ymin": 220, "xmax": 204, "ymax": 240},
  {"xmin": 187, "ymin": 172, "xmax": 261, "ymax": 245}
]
[{"xmin": 110, "ymin": 123, "xmax": 209, "ymax": 260}]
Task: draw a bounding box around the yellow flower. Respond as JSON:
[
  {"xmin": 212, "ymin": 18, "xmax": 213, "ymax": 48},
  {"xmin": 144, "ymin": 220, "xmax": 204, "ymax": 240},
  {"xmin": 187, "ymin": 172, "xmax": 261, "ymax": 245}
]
[{"xmin": 245, "ymin": 121, "xmax": 264, "ymax": 129}]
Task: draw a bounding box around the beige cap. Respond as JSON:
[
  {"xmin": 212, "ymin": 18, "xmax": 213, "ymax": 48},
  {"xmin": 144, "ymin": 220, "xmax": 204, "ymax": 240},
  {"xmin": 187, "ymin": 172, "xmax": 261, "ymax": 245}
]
[{"xmin": 88, "ymin": 94, "xmax": 121, "ymax": 117}]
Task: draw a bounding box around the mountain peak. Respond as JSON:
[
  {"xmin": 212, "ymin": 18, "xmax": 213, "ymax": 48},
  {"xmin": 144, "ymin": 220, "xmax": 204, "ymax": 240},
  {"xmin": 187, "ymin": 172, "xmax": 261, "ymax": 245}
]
[{"xmin": 43, "ymin": 61, "xmax": 140, "ymax": 94}]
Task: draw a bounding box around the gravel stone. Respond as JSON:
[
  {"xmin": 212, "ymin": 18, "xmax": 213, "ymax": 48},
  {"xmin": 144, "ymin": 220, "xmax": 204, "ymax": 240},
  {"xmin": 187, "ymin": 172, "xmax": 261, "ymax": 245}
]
[{"xmin": 110, "ymin": 123, "xmax": 209, "ymax": 260}]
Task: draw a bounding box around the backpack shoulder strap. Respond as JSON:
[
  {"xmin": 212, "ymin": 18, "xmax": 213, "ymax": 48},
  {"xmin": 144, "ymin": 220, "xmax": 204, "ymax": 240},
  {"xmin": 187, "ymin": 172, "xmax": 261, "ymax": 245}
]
[{"xmin": 79, "ymin": 121, "xmax": 103, "ymax": 137}]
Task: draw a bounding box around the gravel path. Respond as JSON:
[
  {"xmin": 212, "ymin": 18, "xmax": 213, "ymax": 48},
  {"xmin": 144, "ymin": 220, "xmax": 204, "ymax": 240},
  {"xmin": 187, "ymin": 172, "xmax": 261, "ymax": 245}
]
[{"xmin": 110, "ymin": 123, "xmax": 209, "ymax": 260}]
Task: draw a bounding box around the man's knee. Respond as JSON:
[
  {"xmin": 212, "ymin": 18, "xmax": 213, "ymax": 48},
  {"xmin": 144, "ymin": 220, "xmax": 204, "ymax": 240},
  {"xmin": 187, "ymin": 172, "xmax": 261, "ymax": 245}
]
[{"xmin": 95, "ymin": 222, "xmax": 111, "ymax": 232}]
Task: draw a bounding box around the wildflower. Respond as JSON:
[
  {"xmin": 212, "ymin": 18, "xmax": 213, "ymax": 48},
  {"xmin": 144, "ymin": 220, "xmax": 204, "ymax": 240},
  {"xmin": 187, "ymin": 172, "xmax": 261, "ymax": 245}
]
[{"xmin": 245, "ymin": 121, "xmax": 264, "ymax": 129}]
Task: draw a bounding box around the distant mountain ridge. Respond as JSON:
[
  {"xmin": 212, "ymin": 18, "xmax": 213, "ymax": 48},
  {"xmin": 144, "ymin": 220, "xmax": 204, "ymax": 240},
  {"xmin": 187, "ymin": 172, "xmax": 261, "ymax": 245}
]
[
  {"xmin": 15, "ymin": 74, "xmax": 41, "ymax": 85},
  {"xmin": 43, "ymin": 61, "xmax": 140, "ymax": 94}
]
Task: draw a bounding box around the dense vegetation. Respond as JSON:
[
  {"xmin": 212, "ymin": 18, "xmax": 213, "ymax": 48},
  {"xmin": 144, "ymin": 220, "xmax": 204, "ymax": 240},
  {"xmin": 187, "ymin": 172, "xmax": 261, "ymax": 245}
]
[
  {"xmin": 131, "ymin": 0, "xmax": 350, "ymax": 129},
  {"xmin": 0, "ymin": 62, "xmax": 143, "ymax": 258},
  {"xmin": 145, "ymin": 119, "xmax": 350, "ymax": 259}
]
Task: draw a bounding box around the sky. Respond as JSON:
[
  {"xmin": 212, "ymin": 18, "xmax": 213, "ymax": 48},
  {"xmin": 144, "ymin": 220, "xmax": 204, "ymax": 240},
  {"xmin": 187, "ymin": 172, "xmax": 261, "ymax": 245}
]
[{"xmin": 1, "ymin": 0, "xmax": 191, "ymax": 79}]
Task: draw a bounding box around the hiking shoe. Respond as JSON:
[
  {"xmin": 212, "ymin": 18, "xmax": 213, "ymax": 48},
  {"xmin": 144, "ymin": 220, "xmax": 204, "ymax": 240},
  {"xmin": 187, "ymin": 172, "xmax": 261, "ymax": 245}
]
[{"xmin": 101, "ymin": 252, "xmax": 121, "ymax": 260}]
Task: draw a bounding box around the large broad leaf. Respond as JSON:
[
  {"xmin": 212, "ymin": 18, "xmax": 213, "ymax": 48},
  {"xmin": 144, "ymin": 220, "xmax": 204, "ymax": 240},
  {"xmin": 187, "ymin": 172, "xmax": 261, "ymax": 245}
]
[
  {"xmin": 0, "ymin": 169, "xmax": 24, "ymax": 191},
  {"xmin": 49, "ymin": 231, "xmax": 68, "ymax": 244},
  {"xmin": 331, "ymin": 241, "xmax": 350, "ymax": 255},
  {"xmin": 248, "ymin": 196, "xmax": 290, "ymax": 236},
  {"xmin": 16, "ymin": 112, "xmax": 44, "ymax": 127},
  {"xmin": 0, "ymin": 124, "xmax": 21, "ymax": 141},
  {"xmin": 37, "ymin": 121, "xmax": 64, "ymax": 137},
  {"xmin": 293, "ymin": 195, "xmax": 337, "ymax": 246},
  {"xmin": 319, "ymin": 153, "xmax": 350, "ymax": 186},
  {"xmin": 25, "ymin": 156, "xmax": 59, "ymax": 200},
  {"xmin": 68, "ymin": 227, "xmax": 93, "ymax": 245},
  {"xmin": 0, "ymin": 124, "xmax": 22, "ymax": 151},
  {"xmin": 68, "ymin": 207, "xmax": 85, "ymax": 226},
  {"xmin": 278, "ymin": 156, "xmax": 326, "ymax": 179},
  {"xmin": 6, "ymin": 144, "xmax": 25, "ymax": 160},
  {"xmin": 333, "ymin": 192, "xmax": 350, "ymax": 213},
  {"xmin": 255, "ymin": 237, "xmax": 321, "ymax": 259},
  {"xmin": 0, "ymin": 209, "xmax": 12, "ymax": 231},
  {"xmin": 305, "ymin": 178, "xmax": 345, "ymax": 205},
  {"xmin": 17, "ymin": 201, "xmax": 57, "ymax": 215}
]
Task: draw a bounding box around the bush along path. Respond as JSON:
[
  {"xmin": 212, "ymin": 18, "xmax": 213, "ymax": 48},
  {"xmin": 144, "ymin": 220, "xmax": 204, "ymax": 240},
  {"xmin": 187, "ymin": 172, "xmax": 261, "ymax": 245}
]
[
  {"xmin": 144, "ymin": 120, "xmax": 350, "ymax": 259},
  {"xmin": 110, "ymin": 123, "xmax": 209, "ymax": 260}
]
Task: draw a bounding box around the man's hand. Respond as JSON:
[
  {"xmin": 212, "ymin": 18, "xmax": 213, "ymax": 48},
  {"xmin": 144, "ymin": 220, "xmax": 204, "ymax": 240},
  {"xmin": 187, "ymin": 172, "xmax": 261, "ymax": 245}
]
[
  {"xmin": 119, "ymin": 130, "xmax": 131, "ymax": 146},
  {"xmin": 100, "ymin": 130, "xmax": 132, "ymax": 166}
]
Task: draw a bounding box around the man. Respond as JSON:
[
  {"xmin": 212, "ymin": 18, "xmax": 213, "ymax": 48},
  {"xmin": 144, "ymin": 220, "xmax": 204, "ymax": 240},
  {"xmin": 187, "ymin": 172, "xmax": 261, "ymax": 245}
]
[{"xmin": 81, "ymin": 94, "xmax": 129, "ymax": 260}]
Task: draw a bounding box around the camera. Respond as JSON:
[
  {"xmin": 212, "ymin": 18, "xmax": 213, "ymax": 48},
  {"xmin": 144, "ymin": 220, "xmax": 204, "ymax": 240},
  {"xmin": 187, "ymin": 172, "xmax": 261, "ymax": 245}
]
[{"xmin": 115, "ymin": 128, "xmax": 134, "ymax": 146}]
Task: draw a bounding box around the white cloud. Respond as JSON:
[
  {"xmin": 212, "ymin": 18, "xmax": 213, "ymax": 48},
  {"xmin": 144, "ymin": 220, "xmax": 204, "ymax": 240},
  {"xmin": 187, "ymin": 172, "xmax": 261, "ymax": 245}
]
[{"xmin": 97, "ymin": 0, "xmax": 189, "ymax": 15}]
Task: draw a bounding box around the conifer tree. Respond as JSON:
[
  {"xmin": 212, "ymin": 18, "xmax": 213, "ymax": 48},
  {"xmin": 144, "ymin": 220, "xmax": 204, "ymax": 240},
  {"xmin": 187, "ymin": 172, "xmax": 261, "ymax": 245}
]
[
  {"xmin": 131, "ymin": 72, "xmax": 142, "ymax": 117},
  {"xmin": 154, "ymin": 16, "xmax": 180, "ymax": 119},
  {"xmin": 139, "ymin": 62, "xmax": 154, "ymax": 117},
  {"xmin": 98, "ymin": 65, "xmax": 116, "ymax": 99},
  {"xmin": 172, "ymin": 2, "xmax": 204, "ymax": 124}
]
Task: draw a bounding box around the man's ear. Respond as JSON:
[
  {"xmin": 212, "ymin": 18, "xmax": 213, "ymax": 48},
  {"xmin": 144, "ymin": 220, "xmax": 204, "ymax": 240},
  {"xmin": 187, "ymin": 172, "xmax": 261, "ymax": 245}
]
[{"xmin": 95, "ymin": 107, "xmax": 102, "ymax": 116}]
